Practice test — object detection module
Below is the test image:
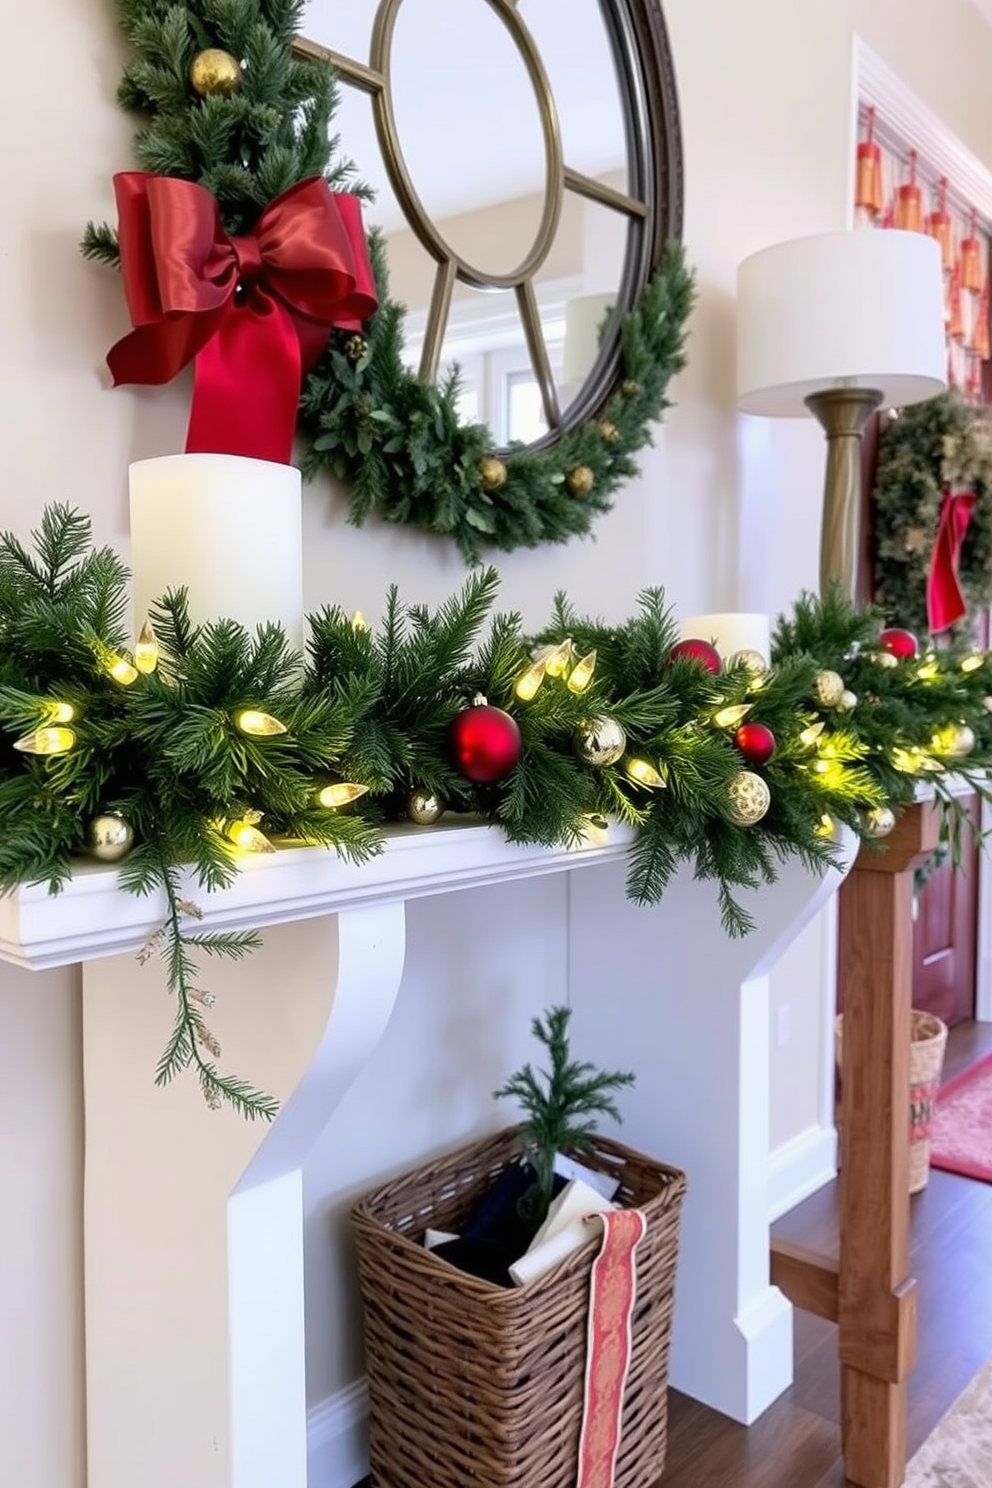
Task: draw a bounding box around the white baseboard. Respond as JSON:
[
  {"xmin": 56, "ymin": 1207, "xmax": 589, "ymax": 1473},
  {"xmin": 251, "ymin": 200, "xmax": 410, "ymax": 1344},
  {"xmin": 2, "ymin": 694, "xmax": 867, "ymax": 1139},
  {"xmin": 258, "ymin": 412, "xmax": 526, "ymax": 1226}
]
[
  {"xmin": 767, "ymin": 1123, "xmax": 837, "ymax": 1222},
  {"xmin": 308, "ymin": 1379, "xmax": 368, "ymax": 1488}
]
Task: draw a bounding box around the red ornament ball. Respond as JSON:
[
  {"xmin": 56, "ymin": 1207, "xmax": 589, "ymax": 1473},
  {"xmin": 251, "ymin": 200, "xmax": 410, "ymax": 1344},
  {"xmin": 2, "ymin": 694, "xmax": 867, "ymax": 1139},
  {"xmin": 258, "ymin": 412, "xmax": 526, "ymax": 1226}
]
[
  {"xmin": 668, "ymin": 638, "xmax": 722, "ymax": 674},
  {"xmin": 878, "ymin": 627, "xmax": 919, "ymax": 660},
  {"xmin": 449, "ymin": 703, "xmax": 523, "ymax": 783},
  {"xmin": 734, "ymin": 721, "xmax": 776, "ymax": 766}
]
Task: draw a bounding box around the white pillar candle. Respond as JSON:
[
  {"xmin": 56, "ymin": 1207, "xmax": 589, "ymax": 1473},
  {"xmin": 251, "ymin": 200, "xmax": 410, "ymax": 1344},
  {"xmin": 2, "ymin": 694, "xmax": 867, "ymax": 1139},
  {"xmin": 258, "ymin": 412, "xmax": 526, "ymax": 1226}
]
[
  {"xmin": 680, "ymin": 612, "xmax": 771, "ymax": 665},
  {"xmin": 129, "ymin": 455, "xmax": 304, "ymax": 652}
]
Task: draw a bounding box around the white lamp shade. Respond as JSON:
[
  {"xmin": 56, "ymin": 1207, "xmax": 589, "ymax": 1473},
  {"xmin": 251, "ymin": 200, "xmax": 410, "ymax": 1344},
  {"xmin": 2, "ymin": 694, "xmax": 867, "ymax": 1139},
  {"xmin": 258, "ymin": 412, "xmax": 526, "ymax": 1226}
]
[{"xmin": 736, "ymin": 230, "xmax": 947, "ymax": 417}]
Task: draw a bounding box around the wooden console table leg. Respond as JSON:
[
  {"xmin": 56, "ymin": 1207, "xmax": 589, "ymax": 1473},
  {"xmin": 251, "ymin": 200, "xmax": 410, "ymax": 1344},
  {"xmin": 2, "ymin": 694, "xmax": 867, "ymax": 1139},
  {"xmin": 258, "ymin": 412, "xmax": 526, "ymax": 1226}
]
[{"xmin": 837, "ymin": 802, "xmax": 939, "ymax": 1488}]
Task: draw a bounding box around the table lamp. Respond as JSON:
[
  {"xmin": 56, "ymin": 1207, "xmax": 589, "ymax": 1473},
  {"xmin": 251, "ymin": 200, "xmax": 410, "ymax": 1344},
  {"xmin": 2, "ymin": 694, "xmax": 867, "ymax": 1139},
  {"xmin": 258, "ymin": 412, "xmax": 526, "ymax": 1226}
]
[{"xmin": 736, "ymin": 230, "xmax": 946, "ymax": 600}]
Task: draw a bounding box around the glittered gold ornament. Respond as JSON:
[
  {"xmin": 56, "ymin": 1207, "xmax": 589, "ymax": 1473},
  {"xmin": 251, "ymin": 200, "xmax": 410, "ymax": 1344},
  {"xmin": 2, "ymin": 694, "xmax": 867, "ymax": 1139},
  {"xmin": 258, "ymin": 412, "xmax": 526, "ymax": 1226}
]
[
  {"xmin": 836, "ymin": 690, "xmax": 858, "ymax": 713},
  {"xmin": 864, "ymin": 805, "xmax": 896, "ymax": 839},
  {"xmin": 407, "ymin": 787, "xmax": 444, "ymax": 826},
  {"xmin": 596, "ymin": 420, "xmax": 619, "ymax": 443},
  {"xmin": 814, "ymin": 669, "xmax": 845, "ymax": 707},
  {"xmin": 344, "ymin": 334, "xmax": 368, "ymax": 363},
  {"xmin": 190, "ymin": 48, "xmax": 243, "ymax": 97},
  {"xmin": 725, "ymin": 770, "xmax": 771, "ymax": 827},
  {"xmin": 621, "ymin": 379, "xmax": 641, "ymax": 397},
  {"xmin": 566, "ymin": 465, "xmax": 595, "ymax": 497},
  {"xmin": 728, "ymin": 648, "xmax": 767, "ymax": 675},
  {"xmin": 86, "ymin": 811, "xmax": 135, "ymax": 863},
  {"xmin": 937, "ymin": 723, "xmax": 976, "ymax": 758},
  {"xmin": 875, "ymin": 651, "xmax": 899, "ymax": 669},
  {"xmin": 479, "ymin": 456, "xmax": 507, "ymax": 492},
  {"xmin": 574, "ymin": 716, "xmax": 627, "ymax": 768}
]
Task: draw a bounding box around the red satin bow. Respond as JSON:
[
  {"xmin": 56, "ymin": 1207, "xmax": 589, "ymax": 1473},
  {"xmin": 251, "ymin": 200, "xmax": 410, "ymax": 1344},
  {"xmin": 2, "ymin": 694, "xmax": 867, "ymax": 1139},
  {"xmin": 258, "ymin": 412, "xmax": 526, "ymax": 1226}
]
[
  {"xmin": 108, "ymin": 172, "xmax": 377, "ymax": 465},
  {"xmin": 927, "ymin": 485, "xmax": 976, "ymax": 634}
]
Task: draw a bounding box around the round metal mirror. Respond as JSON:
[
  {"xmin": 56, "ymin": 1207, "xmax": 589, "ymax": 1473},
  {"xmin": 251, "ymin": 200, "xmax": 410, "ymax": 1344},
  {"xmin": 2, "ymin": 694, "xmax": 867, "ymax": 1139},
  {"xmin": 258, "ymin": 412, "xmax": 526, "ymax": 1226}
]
[{"xmin": 297, "ymin": 0, "xmax": 683, "ymax": 454}]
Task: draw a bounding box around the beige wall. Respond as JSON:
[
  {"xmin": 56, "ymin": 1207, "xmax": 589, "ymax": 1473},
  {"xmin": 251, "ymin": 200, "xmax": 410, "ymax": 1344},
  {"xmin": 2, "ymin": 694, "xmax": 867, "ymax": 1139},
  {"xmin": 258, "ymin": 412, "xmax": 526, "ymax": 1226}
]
[{"xmin": 5, "ymin": 0, "xmax": 992, "ymax": 1480}]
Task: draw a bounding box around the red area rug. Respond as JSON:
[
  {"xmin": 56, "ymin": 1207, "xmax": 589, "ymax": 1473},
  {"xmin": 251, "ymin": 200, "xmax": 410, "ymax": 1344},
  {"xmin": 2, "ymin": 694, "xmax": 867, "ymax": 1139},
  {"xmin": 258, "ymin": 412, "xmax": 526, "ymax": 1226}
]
[{"xmin": 930, "ymin": 1052, "xmax": 992, "ymax": 1184}]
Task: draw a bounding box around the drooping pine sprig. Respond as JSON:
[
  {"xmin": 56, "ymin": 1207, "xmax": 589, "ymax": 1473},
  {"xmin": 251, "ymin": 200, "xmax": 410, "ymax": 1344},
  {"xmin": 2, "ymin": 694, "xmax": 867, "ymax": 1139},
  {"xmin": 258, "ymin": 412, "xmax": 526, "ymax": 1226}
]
[{"xmin": 494, "ymin": 1006, "xmax": 635, "ymax": 1220}]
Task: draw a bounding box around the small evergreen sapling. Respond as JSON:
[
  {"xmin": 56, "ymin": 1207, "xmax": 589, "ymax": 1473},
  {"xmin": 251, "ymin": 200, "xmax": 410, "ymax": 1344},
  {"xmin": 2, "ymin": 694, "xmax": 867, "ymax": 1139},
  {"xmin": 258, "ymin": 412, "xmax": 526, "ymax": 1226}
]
[{"xmin": 494, "ymin": 1006, "xmax": 635, "ymax": 1222}]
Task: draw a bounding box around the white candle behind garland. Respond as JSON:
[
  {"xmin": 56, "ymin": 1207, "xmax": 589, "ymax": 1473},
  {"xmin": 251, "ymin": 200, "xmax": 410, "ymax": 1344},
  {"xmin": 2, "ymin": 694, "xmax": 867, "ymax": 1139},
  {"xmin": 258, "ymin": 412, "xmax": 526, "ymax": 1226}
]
[
  {"xmin": 680, "ymin": 612, "xmax": 771, "ymax": 667},
  {"xmin": 129, "ymin": 455, "xmax": 304, "ymax": 653}
]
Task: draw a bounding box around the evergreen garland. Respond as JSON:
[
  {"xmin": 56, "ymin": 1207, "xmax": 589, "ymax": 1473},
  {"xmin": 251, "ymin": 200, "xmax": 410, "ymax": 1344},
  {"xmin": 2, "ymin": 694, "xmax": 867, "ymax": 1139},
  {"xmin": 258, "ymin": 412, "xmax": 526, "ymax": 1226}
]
[
  {"xmin": 6, "ymin": 509, "xmax": 992, "ymax": 1117},
  {"xmin": 82, "ymin": 0, "xmax": 695, "ymax": 562},
  {"xmin": 872, "ymin": 390, "xmax": 992, "ymax": 637}
]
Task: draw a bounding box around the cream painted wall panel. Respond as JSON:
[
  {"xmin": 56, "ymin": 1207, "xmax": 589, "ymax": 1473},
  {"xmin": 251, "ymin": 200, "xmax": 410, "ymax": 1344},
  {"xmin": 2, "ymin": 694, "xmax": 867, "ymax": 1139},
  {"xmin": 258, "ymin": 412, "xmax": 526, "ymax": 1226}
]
[{"xmin": 0, "ymin": 969, "xmax": 85, "ymax": 1488}]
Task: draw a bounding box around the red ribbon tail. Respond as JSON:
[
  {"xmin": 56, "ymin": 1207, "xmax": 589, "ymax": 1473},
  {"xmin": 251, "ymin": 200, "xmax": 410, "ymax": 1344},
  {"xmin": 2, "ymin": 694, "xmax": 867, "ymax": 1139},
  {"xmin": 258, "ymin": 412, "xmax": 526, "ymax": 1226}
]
[
  {"xmin": 927, "ymin": 489, "xmax": 976, "ymax": 634},
  {"xmin": 186, "ymin": 295, "xmax": 301, "ymax": 465}
]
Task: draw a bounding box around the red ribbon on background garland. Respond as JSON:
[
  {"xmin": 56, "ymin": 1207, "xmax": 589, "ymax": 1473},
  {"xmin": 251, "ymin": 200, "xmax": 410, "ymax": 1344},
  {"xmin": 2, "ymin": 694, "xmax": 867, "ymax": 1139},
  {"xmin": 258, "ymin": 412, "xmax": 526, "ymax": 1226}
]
[
  {"xmin": 927, "ymin": 486, "xmax": 977, "ymax": 634},
  {"xmin": 107, "ymin": 172, "xmax": 377, "ymax": 465}
]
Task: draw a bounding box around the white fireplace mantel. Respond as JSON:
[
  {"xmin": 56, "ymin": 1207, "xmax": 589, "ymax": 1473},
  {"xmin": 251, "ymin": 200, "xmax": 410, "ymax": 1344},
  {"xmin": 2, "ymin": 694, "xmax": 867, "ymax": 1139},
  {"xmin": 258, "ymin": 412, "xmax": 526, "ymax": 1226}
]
[
  {"xmin": 0, "ymin": 816, "xmax": 635, "ymax": 971},
  {"xmin": 1, "ymin": 818, "xmax": 853, "ymax": 1488}
]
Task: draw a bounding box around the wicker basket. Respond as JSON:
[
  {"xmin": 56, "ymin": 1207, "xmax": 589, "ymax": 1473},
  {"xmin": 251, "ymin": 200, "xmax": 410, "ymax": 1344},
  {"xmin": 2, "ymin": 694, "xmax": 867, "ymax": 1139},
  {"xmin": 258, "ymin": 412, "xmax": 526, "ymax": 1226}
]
[
  {"xmin": 836, "ymin": 1009, "xmax": 948, "ymax": 1193},
  {"xmin": 352, "ymin": 1126, "xmax": 686, "ymax": 1488}
]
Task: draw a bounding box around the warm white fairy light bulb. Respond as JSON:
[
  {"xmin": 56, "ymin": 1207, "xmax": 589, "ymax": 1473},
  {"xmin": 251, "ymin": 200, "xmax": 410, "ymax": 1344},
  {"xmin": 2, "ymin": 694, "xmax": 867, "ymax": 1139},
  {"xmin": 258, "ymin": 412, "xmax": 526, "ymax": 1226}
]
[
  {"xmin": 800, "ymin": 722, "xmax": 826, "ymax": 747},
  {"xmin": 350, "ymin": 610, "xmax": 370, "ymax": 632},
  {"xmin": 713, "ymin": 703, "xmax": 752, "ymax": 728},
  {"xmin": 226, "ymin": 819, "xmax": 275, "ymax": 853},
  {"xmin": 316, "ymin": 782, "xmax": 370, "ymax": 809},
  {"xmin": 625, "ymin": 757, "xmax": 666, "ymax": 789},
  {"xmin": 45, "ymin": 701, "xmax": 76, "ymax": 724},
  {"xmin": 515, "ymin": 658, "xmax": 548, "ymax": 702},
  {"xmin": 543, "ymin": 639, "xmax": 574, "ymax": 678},
  {"xmin": 567, "ymin": 650, "xmax": 597, "ymax": 694},
  {"xmin": 234, "ymin": 709, "xmax": 288, "ymax": 737},
  {"xmin": 106, "ymin": 653, "xmax": 139, "ymax": 686},
  {"xmin": 134, "ymin": 620, "xmax": 159, "ymax": 674},
  {"xmin": 14, "ymin": 726, "xmax": 76, "ymax": 756}
]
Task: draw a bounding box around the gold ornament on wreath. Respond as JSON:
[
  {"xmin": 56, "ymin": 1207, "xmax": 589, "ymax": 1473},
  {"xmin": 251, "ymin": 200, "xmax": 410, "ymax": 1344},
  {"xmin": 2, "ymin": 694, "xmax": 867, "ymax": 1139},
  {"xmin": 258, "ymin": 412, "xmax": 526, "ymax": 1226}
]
[
  {"xmin": 478, "ymin": 456, "xmax": 507, "ymax": 493},
  {"xmin": 814, "ymin": 669, "xmax": 845, "ymax": 707},
  {"xmin": 863, "ymin": 805, "xmax": 896, "ymax": 839},
  {"xmin": 567, "ymin": 465, "xmax": 595, "ymax": 498},
  {"xmin": 189, "ymin": 48, "xmax": 243, "ymax": 97},
  {"xmin": 574, "ymin": 717, "xmax": 627, "ymax": 768},
  {"xmin": 728, "ymin": 648, "xmax": 767, "ymax": 675},
  {"xmin": 86, "ymin": 811, "xmax": 136, "ymax": 862},
  {"xmin": 406, "ymin": 787, "xmax": 444, "ymax": 826},
  {"xmin": 725, "ymin": 770, "xmax": 771, "ymax": 827},
  {"xmin": 344, "ymin": 334, "xmax": 368, "ymax": 363},
  {"xmin": 596, "ymin": 420, "xmax": 620, "ymax": 444}
]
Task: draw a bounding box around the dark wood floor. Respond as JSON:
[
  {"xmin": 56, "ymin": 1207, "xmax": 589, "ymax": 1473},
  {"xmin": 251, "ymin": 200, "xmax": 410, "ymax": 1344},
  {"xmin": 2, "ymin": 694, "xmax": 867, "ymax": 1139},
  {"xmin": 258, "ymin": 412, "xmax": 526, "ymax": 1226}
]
[{"xmin": 658, "ymin": 1019, "xmax": 992, "ymax": 1488}]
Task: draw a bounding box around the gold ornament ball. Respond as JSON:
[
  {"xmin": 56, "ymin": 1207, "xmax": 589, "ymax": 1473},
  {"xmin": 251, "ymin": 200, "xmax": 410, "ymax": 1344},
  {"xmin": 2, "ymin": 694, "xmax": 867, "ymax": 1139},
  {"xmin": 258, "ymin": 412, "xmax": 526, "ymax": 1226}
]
[
  {"xmin": 596, "ymin": 419, "xmax": 620, "ymax": 443},
  {"xmin": 876, "ymin": 651, "xmax": 899, "ymax": 669},
  {"xmin": 726, "ymin": 770, "xmax": 771, "ymax": 827},
  {"xmin": 864, "ymin": 805, "xmax": 896, "ymax": 840},
  {"xmin": 574, "ymin": 716, "xmax": 627, "ymax": 768},
  {"xmin": 728, "ymin": 648, "xmax": 767, "ymax": 674},
  {"xmin": 479, "ymin": 456, "xmax": 507, "ymax": 492},
  {"xmin": 836, "ymin": 689, "xmax": 858, "ymax": 713},
  {"xmin": 190, "ymin": 48, "xmax": 243, "ymax": 97},
  {"xmin": 814, "ymin": 669, "xmax": 845, "ymax": 707},
  {"xmin": 946, "ymin": 723, "xmax": 976, "ymax": 758},
  {"xmin": 406, "ymin": 787, "xmax": 444, "ymax": 826},
  {"xmin": 566, "ymin": 465, "xmax": 595, "ymax": 498},
  {"xmin": 86, "ymin": 811, "xmax": 135, "ymax": 863},
  {"xmin": 621, "ymin": 379, "xmax": 641, "ymax": 397},
  {"xmin": 344, "ymin": 333, "xmax": 368, "ymax": 363}
]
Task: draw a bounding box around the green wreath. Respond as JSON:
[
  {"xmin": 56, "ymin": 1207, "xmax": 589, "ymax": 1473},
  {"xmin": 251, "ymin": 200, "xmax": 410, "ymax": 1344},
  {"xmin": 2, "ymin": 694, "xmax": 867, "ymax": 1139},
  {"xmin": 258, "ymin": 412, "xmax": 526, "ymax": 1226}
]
[
  {"xmin": 81, "ymin": 0, "xmax": 696, "ymax": 563},
  {"xmin": 873, "ymin": 389, "xmax": 992, "ymax": 636}
]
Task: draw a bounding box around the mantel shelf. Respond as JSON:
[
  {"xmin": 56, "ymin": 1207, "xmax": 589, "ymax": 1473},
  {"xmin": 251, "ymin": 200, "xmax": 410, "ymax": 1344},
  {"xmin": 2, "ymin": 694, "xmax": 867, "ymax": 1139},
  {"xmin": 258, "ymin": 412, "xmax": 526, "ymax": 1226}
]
[{"xmin": 0, "ymin": 817, "xmax": 637, "ymax": 971}]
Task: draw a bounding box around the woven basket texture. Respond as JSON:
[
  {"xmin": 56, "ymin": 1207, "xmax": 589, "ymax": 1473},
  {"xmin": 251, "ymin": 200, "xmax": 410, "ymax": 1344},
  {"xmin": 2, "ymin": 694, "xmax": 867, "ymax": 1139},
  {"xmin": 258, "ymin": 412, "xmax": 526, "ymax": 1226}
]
[
  {"xmin": 352, "ymin": 1126, "xmax": 686, "ymax": 1488},
  {"xmin": 836, "ymin": 1009, "xmax": 948, "ymax": 1194}
]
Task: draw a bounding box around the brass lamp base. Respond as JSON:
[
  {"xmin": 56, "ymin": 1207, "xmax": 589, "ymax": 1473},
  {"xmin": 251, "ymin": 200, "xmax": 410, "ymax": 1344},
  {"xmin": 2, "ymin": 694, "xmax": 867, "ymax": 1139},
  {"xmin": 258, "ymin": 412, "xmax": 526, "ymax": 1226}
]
[{"xmin": 805, "ymin": 387, "xmax": 884, "ymax": 602}]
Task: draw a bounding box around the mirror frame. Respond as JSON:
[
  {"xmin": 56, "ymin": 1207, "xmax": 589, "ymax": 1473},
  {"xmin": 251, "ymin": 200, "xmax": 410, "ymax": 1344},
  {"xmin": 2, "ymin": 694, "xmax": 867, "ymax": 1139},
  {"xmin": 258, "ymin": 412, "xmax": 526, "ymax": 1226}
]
[{"xmin": 295, "ymin": 0, "xmax": 684, "ymax": 452}]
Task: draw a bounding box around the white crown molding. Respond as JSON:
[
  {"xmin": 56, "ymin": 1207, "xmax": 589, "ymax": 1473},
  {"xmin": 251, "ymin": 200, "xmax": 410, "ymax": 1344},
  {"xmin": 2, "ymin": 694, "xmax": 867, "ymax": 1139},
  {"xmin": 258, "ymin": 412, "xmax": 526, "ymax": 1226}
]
[{"xmin": 854, "ymin": 35, "xmax": 992, "ymax": 228}]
